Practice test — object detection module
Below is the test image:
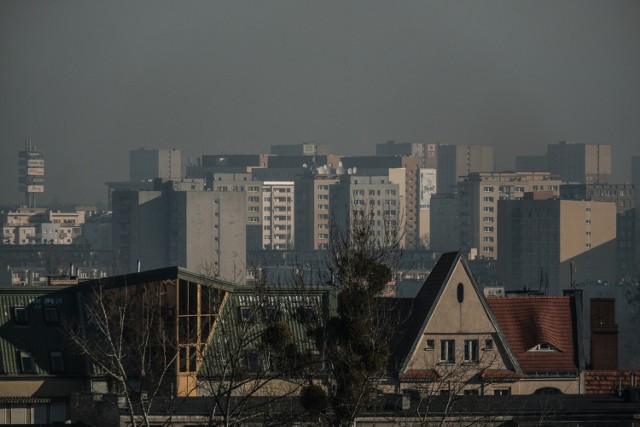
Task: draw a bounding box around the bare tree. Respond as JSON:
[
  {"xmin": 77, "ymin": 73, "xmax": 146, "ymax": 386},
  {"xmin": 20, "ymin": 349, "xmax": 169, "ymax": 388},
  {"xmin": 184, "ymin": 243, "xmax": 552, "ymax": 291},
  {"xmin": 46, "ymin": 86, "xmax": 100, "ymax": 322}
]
[
  {"xmin": 65, "ymin": 281, "xmax": 179, "ymax": 427},
  {"xmin": 297, "ymin": 204, "xmax": 405, "ymax": 426}
]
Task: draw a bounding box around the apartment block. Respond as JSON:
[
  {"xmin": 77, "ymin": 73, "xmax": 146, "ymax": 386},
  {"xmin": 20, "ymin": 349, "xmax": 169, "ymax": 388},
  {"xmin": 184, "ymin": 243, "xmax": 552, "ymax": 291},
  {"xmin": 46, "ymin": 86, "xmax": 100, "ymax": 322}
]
[
  {"xmin": 561, "ymin": 183, "xmax": 636, "ymax": 281},
  {"xmin": 261, "ymin": 181, "xmax": 295, "ymax": 250},
  {"xmin": 547, "ymin": 141, "xmax": 611, "ymax": 184},
  {"xmin": 340, "ymin": 156, "xmax": 421, "ymax": 248},
  {"xmin": 129, "ymin": 148, "xmax": 181, "ymax": 182},
  {"xmin": 112, "ymin": 184, "xmax": 246, "ymax": 281},
  {"xmin": 436, "ymin": 144, "xmax": 494, "ymax": 195},
  {"xmin": 311, "ymin": 175, "xmax": 340, "ymax": 250},
  {"xmin": 329, "ymin": 175, "xmax": 401, "ymax": 247},
  {"xmin": 429, "ymin": 193, "xmax": 459, "ymax": 252},
  {"xmin": 498, "ymin": 195, "xmax": 617, "ymax": 295},
  {"xmin": 458, "ymin": 172, "xmax": 561, "ymax": 260}
]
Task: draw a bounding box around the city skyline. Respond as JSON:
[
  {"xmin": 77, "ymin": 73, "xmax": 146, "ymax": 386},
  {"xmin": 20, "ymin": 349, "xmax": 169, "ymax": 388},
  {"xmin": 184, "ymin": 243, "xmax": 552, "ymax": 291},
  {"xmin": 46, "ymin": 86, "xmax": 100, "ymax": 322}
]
[{"xmin": 1, "ymin": 1, "xmax": 639, "ymax": 205}]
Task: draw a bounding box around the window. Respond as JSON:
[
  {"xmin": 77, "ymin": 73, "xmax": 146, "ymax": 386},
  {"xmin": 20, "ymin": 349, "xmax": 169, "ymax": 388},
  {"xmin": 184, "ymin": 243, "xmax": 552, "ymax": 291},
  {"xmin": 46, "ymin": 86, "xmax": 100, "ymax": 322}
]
[
  {"xmin": 483, "ymin": 247, "xmax": 494, "ymax": 253},
  {"xmin": 483, "ymin": 217, "xmax": 494, "ymax": 223},
  {"xmin": 440, "ymin": 340, "xmax": 455, "ymax": 363},
  {"xmin": 483, "ymin": 206, "xmax": 494, "ymax": 212},
  {"xmin": 483, "ymin": 227, "xmax": 494, "ymax": 232},
  {"xmin": 483, "ymin": 197, "xmax": 494, "ymax": 202},
  {"xmin": 317, "ymin": 204, "xmax": 329, "ymax": 210},
  {"xmin": 494, "ymin": 388, "xmax": 511, "ymax": 396},
  {"xmin": 484, "ymin": 339, "xmax": 493, "ymax": 350},
  {"xmin": 424, "ymin": 339, "xmax": 435, "ymax": 350},
  {"xmin": 239, "ymin": 307, "xmax": 254, "ymax": 322},
  {"xmin": 529, "ymin": 343, "xmax": 559, "ymax": 352},
  {"xmin": 44, "ymin": 307, "xmax": 58, "ymax": 324},
  {"xmin": 483, "ymin": 237, "xmax": 494, "ymax": 243},
  {"xmin": 50, "ymin": 351, "xmax": 64, "ymax": 373},
  {"xmin": 483, "ymin": 186, "xmax": 494, "ymax": 193},
  {"xmin": 19, "ymin": 351, "xmax": 34, "ymax": 372},
  {"xmin": 248, "ymin": 206, "xmax": 260, "ymax": 212},
  {"xmin": 248, "ymin": 186, "xmax": 259, "ymax": 192},
  {"xmin": 464, "ymin": 340, "xmax": 479, "ymax": 362},
  {"xmin": 13, "ymin": 307, "xmax": 28, "ymax": 324},
  {"xmin": 247, "ymin": 352, "xmax": 260, "ymax": 372},
  {"xmin": 464, "ymin": 389, "xmax": 480, "ymax": 395},
  {"xmin": 248, "ymin": 217, "xmax": 259, "ymax": 223}
]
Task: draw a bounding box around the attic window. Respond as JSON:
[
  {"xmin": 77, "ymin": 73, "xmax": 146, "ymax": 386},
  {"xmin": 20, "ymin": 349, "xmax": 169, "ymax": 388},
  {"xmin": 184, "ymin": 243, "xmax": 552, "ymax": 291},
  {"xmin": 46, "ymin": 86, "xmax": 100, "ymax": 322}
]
[
  {"xmin": 19, "ymin": 351, "xmax": 34, "ymax": 373},
  {"xmin": 457, "ymin": 283, "xmax": 464, "ymax": 303},
  {"xmin": 528, "ymin": 343, "xmax": 560, "ymax": 352},
  {"xmin": 424, "ymin": 339, "xmax": 435, "ymax": 351},
  {"xmin": 239, "ymin": 306, "xmax": 254, "ymax": 322},
  {"xmin": 13, "ymin": 307, "xmax": 28, "ymax": 324}
]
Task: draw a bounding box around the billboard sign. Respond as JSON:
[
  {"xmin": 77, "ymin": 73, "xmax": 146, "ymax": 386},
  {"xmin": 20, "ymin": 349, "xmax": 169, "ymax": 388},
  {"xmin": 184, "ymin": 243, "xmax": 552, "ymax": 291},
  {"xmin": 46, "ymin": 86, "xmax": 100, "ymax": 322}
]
[
  {"xmin": 27, "ymin": 185, "xmax": 44, "ymax": 193},
  {"xmin": 419, "ymin": 168, "xmax": 437, "ymax": 209},
  {"xmin": 28, "ymin": 176, "xmax": 45, "ymax": 184},
  {"xmin": 27, "ymin": 159, "xmax": 45, "ymax": 167},
  {"xmin": 27, "ymin": 167, "xmax": 44, "ymax": 176}
]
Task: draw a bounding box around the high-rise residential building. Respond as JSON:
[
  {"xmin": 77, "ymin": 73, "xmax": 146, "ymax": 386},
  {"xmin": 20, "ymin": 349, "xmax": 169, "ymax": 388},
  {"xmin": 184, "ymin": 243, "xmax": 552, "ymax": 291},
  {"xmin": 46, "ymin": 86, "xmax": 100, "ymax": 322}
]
[
  {"xmin": 561, "ymin": 183, "xmax": 635, "ymax": 281},
  {"xmin": 112, "ymin": 182, "xmax": 246, "ymax": 282},
  {"xmin": 261, "ymin": 181, "xmax": 296, "ymax": 250},
  {"xmin": 129, "ymin": 148, "xmax": 182, "ymax": 182},
  {"xmin": 329, "ymin": 175, "xmax": 401, "ymax": 247},
  {"xmin": 417, "ymin": 168, "xmax": 437, "ymax": 248},
  {"xmin": 547, "ymin": 141, "xmax": 611, "ymax": 184},
  {"xmin": 18, "ymin": 140, "xmax": 45, "ymax": 208},
  {"xmin": 436, "ymin": 145, "xmax": 494, "ymax": 195},
  {"xmin": 429, "ymin": 193, "xmax": 459, "ymax": 252},
  {"xmin": 457, "ymin": 172, "xmax": 561, "ymax": 260},
  {"xmin": 498, "ymin": 194, "xmax": 617, "ymax": 295},
  {"xmin": 310, "ymin": 175, "xmax": 340, "ymax": 250},
  {"xmin": 340, "ymin": 156, "xmax": 421, "ymax": 248}
]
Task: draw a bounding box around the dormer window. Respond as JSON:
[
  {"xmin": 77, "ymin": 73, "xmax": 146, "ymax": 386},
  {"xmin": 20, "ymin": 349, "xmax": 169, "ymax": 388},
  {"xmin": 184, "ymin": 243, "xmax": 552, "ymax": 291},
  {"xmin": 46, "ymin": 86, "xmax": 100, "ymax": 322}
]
[
  {"xmin": 528, "ymin": 343, "xmax": 560, "ymax": 352},
  {"xmin": 13, "ymin": 307, "xmax": 28, "ymax": 324}
]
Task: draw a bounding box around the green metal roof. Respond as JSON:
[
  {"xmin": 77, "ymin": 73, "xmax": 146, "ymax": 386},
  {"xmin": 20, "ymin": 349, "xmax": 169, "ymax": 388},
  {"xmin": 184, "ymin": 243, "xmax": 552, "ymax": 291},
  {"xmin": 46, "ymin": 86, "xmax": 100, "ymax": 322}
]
[{"xmin": 0, "ymin": 287, "xmax": 84, "ymax": 377}]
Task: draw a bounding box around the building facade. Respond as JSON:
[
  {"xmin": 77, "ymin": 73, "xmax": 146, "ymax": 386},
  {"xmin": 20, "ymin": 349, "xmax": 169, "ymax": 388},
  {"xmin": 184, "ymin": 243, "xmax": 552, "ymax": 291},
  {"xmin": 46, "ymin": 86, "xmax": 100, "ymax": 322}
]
[
  {"xmin": 457, "ymin": 172, "xmax": 561, "ymax": 260},
  {"xmin": 129, "ymin": 148, "xmax": 182, "ymax": 182},
  {"xmin": 560, "ymin": 183, "xmax": 636, "ymax": 281},
  {"xmin": 547, "ymin": 141, "xmax": 612, "ymax": 184},
  {"xmin": 436, "ymin": 145, "xmax": 494, "ymax": 195},
  {"xmin": 498, "ymin": 195, "xmax": 617, "ymax": 295}
]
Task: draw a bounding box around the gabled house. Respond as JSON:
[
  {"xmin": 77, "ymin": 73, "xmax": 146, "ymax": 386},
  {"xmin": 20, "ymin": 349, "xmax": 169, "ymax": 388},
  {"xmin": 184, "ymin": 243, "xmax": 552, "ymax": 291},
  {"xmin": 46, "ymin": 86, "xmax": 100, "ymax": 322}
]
[{"xmin": 389, "ymin": 252, "xmax": 584, "ymax": 396}]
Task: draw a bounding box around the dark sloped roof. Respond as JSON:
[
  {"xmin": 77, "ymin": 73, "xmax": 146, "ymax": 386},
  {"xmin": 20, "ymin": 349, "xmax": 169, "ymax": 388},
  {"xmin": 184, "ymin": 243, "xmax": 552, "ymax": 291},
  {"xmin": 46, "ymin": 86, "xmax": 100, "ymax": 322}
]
[
  {"xmin": 0, "ymin": 287, "xmax": 84, "ymax": 376},
  {"xmin": 487, "ymin": 296, "xmax": 578, "ymax": 373},
  {"xmin": 389, "ymin": 252, "xmax": 460, "ymax": 372}
]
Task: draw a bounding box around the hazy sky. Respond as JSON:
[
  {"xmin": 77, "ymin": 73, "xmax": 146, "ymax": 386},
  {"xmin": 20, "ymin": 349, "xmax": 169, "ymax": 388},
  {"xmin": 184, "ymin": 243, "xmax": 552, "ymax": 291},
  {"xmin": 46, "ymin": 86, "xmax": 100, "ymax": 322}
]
[{"xmin": 1, "ymin": 1, "xmax": 639, "ymax": 205}]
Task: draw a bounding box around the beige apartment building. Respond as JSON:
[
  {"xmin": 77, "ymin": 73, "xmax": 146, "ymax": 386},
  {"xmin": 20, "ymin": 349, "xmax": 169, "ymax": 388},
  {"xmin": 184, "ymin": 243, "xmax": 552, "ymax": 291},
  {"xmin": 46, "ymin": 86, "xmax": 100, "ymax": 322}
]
[
  {"xmin": 458, "ymin": 172, "xmax": 561, "ymax": 260},
  {"xmin": 261, "ymin": 181, "xmax": 295, "ymax": 250},
  {"xmin": 498, "ymin": 194, "xmax": 617, "ymax": 295}
]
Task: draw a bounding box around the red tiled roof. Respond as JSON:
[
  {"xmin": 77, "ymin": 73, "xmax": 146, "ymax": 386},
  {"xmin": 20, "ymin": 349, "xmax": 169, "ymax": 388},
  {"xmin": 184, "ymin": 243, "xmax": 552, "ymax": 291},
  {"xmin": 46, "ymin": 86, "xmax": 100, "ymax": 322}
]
[{"xmin": 487, "ymin": 296, "xmax": 578, "ymax": 373}]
